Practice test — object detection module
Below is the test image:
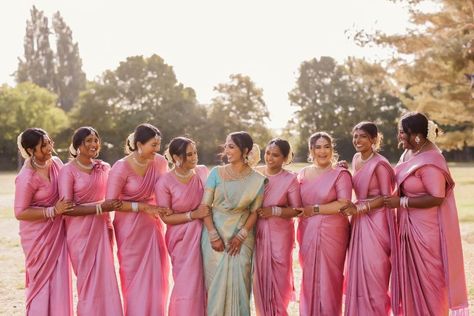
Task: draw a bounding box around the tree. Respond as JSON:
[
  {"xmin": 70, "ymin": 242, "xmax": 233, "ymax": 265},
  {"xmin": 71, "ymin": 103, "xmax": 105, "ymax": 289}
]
[
  {"xmin": 0, "ymin": 82, "xmax": 68, "ymax": 168},
  {"xmin": 289, "ymin": 56, "xmax": 405, "ymax": 162},
  {"xmin": 208, "ymin": 74, "xmax": 271, "ymax": 148},
  {"xmin": 355, "ymin": 0, "xmax": 474, "ymax": 151},
  {"xmin": 16, "ymin": 6, "xmax": 56, "ymax": 91},
  {"xmin": 69, "ymin": 55, "xmax": 210, "ymax": 163},
  {"xmin": 52, "ymin": 11, "xmax": 86, "ymax": 111},
  {"xmin": 17, "ymin": 7, "xmax": 86, "ymax": 111}
]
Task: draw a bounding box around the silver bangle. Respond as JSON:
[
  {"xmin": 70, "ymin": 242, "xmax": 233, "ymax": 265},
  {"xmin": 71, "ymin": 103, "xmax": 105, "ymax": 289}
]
[
  {"xmin": 272, "ymin": 206, "xmax": 282, "ymax": 216},
  {"xmin": 236, "ymin": 228, "xmax": 248, "ymax": 241},
  {"xmin": 186, "ymin": 211, "xmax": 193, "ymax": 221},
  {"xmin": 96, "ymin": 203, "xmax": 103, "ymax": 215},
  {"xmin": 208, "ymin": 229, "xmax": 220, "ymax": 242},
  {"xmin": 131, "ymin": 202, "xmax": 139, "ymax": 212}
]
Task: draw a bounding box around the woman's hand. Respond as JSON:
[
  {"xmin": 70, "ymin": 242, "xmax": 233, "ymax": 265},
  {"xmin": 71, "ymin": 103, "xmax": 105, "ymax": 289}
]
[
  {"xmin": 340, "ymin": 202, "xmax": 357, "ymax": 216},
  {"xmin": 257, "ymin": 207, "xmax": 272, "ymax": 218},
  {"xmin": 211, "ymin": 238, "xmax": 225, "ymax": 252},
  {"xmin": 192, "ymin": 205, "xmax": 211, "ymax": 219},
  {"xmin": 297, "ymin": 206, "xmax": 315, "ymax": 218},
  {"xmin": 54, "ymin": 197, "xmax": 74, "ymax": 214},
  {"xmin": 227, "ymin": 236, "xmax": 243, "ymax": 256},
  {"xmin": 102, "ymin": 199, "xmax": 123, "ymax": 212},
  {"xmin": 143, "ymin": 205, "xmax": 172, "ymax": 217},
  {"xmin": 383, "ymin": 195, "xmax": 400, "ymax": 208},
  {"xmin": 336, "ymin": 160, "xmax": 349, "ymax": 169}
]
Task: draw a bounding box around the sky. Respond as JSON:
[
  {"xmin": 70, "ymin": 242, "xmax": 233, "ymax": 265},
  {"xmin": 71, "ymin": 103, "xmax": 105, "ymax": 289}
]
[{"xmin": 0, "ymin": 0, "xmax": 410, "ymax": 129}]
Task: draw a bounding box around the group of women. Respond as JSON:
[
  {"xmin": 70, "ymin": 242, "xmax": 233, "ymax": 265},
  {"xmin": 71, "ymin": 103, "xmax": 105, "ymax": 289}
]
[{"xmin": 14, "ymin": 111, "xmax": 468, "ymax": 316}]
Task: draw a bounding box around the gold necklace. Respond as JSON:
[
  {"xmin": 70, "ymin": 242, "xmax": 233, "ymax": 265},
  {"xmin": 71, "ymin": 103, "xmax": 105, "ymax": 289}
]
[
  {"xmin": 225, "ymin": 165, "xmax": 251, "ymax": 180},
  {"xmin": 174, "ymin": 168, "xmax": 194, "ymax": 179},
  {"xmin": 264, "ymin": 167, "xmax": 283, "ymax": 177},
  {"xmin": 75, "ymin": 158, "xmax": 93, "ymax": 170},
  {"xmin": 360, "ymin": 152, "xmax": 374, "ymax": 164},
  {"xmin": 413, "ymin": 140, "xmax": 428, "ymax": 155}
]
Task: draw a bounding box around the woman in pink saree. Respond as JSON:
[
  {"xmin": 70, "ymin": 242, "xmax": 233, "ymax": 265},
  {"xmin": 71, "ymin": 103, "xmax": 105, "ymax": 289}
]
[
  {"xmin": 297, "ymin": 132, "xmax": 352, "ymax": 316},
  {"xmin": 385, "ymin": 112, "xmax": 469, "ymax": 315},
  {"xmin": 106, "ymin": 123, "xmax": 170, "ymax": 316},
  {"xmin": 253, "ymin": 138, "xmax": 301, "ymax": 316},
  {"xmin": 14, "ymin": 128, "xmax": 74, "ymax": 316},
  {"xmin": 155, "ymin": 137, "xmax": 210, "ymax": 316},
  {"xmin": 342, "ymin": 122, "xmax": 399, "ymax": 316},
  {"xmin": 58, "ymin": 127, "xmax": 123, "ymax": 316}
]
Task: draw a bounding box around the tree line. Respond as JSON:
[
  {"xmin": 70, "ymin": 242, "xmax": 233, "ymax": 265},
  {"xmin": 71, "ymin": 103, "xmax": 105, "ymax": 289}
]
[{"xmin": 1, "ymin": 2, "xmax": 473, "ymax": 169}]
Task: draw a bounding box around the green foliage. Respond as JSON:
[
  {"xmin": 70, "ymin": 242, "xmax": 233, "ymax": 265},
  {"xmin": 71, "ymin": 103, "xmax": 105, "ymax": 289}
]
[
  {"xmin": 0, "ymin": 82, "xmax": 68, "ymax": 167},
  {"xmin": 208, "ymin": 74, "xmax": 271, "ymax": 148},
  {"xmin": 17, "ymin": 6, "xmax": 86, "ymax": 112},
  {"xmin": 289, "ymin": 56, "xmax": 405, "ymax": 162},
  {"xmin": 360, "ymin": 0, "xmax": 474, "ymax": 151}
]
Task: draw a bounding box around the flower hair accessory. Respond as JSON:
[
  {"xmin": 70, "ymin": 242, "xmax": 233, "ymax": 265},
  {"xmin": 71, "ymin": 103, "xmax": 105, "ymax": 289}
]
[
  {"xmin": 164, "ymin": 148, "xmax": 174, "ymax": 164},
  {"xmin": 246, "ymin": 144, "xmax": 261, "ymax": 167},
  {"xmin": 427, "ymin": 120, "xmax": 438, "ymax": 143},
  {"xmin": 127, "ymin": 133, "xmax": 136, "ymax": 152},
  {"xmin": 69, "ymin": 144, "xmax": 77, "ymax": 156},
  {"xmin": 17, "ymin": 133, "xmax": 29, "ymax": 159},
  {"xmin": 285, "ymin": 143, "xmax": 295, "ymax": 165}
]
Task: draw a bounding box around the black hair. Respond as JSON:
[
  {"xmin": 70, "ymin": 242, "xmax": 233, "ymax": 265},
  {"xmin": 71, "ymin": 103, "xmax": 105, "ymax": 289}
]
[
  {"xmin": 167, "ymin": 137, "xmax": 195, "ymax": 163},
  {"xmin": 352, "ymin": 121, "xmax": 383, "ymax": 151},
  {"xmin": 267, "ymin": 138, "xmax": 292, "ymax": 159},
  {"xmin": 400, "ymin": 112, "xmax": 429, "ymax": 138},
  {"xmin": 70, "ymin": 126, "xmax": 101, "ymax": 158},
  {"xmin": 307, "ymin": 131, "xmax": 339, "ymax": 164},
  {"xmin": 20, "ymin": 128, "xmax": 48, "ymax": 156},
  {"xmin": 126, "ymin": 123, "xmax": 161, "ymax": 153}
]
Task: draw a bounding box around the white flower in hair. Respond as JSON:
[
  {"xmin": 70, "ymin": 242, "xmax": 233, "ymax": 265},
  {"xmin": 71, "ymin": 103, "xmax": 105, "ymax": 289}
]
[
  {"xmin": 16, "ymin": 133, "xmax": 29, "ymax": 159},
  {"xmin": 69, "ymin": 144, "xmax": 77, "ymax": 156},
  {"xmin": 164, "ymin": 148, "xmax": 173, "ymax": 164},
  {"xmin": 427, "ymin": 120, "xmax": 438, "ymax": 143},
  {"xmin": 247, "ymin": 144, "xmax": 261, "ymax": 167},
  {"xmin": 127, "ymin": 133, "xmax": 136, "ymax": 151}
]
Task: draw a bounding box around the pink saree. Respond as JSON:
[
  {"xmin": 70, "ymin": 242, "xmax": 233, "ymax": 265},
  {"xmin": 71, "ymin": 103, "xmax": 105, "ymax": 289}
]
[
  {"xmin": 59, "ymin": 161, "xmax": 123, "ymax": 316},
  {"xmin": 395, "ymin": 149, "xmax": 468, "ymax": 315},
  {"xmin": 106, "ymin": 155, "xmax": 169, "ymax": 316},
  {"xmin": 14, "ymin": 157, "xmax": 72, "ymax": 316},
  {"xmin": 253, "ymin": 170, "xmax": 301, "ymax": 316},
  {"xmin": 155, "ymin": 165, "xmax": 208, "ymax": 316},
  {"xmin": 297, "ymin": 167, "xmax": 352, "ymax": 316},
  {"xmin": 345, "ymin": 153, "xmax": 399, "ymax": 316}
]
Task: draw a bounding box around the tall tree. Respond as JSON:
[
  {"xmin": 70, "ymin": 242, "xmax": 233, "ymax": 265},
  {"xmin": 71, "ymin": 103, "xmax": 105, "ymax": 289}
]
[
  {"xmin": 208, "ymin": 74, "xmax": 271, "ymax": 148},
  {"xmin": 0, "ymin": 82, "xmax": 68, "ymax": 168},
  {"xmin": 289, "ymin": 56, "xmax": 405, "ymax": 161},
  {"xmin": 52, "ymin": 11, "xmax": 86, "ymax": 111},
  {"xmin": 16, "ymin": 6, "xmax": 56, "ymax": 91},
  {"xmin": 355, "ymin": 0, "xmax": 474, "ymax": 150}
]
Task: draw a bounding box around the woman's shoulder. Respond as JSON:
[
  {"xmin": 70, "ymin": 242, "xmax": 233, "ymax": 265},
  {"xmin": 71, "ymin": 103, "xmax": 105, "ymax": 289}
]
[{"xmin": 153, "ymin": 153, "xmax": 167, "ymax": 164}]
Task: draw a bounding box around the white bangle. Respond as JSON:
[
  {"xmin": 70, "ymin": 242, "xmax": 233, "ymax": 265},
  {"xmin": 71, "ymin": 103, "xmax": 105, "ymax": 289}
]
[
  {"xmin": 272, "ymin": 206, "xmax": 282, "ymax": 217},
  {"xmin": 208, "ymin": 229, "xmax": 220, "ymax": 242},
  {"xmin": 131, "ymin": 202, "xmax": 139, "ymax": 212},
  {"xmin": 356, "ymin": 203, "xmax": 366, "ymax": 213},
  {"xmin": 96, "ymin": 203, "xmax": 103, "ymax": 215},
  {"xmin": 186, "ymin": 211, "xmax": 193, "ymax": 221},
  {"xmin": 236, "ymin": 228, "xmax": 248, "ymax": 241},
  {"xmin": 400, "ymin": 196, "xmax": 409, "ymax": 208},
  {"xmin": 43, "ymin": 206, "xmax": 56, "ymax": 219}
]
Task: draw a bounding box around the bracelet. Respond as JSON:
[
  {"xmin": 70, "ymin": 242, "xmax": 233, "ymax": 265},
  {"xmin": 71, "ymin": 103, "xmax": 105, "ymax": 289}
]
[
  {"xmin": 236, "ymin": 228, "xmax": 248, "ymax": 241},
  {"xmin": 131, "ymin": 202, "xmax": 139, "ymax": 212},
  {"xmin": 313, "ymin": 204, "xmax": 320, "ymax": 215},
  {"xmin": 96, "ymin": 203, "xmax": 103, "ymax": 215},
  {"xmin": 400, "ymin": 196, "xmax": 409, "ymax": 208},
  {"xmin": 186, "ymin": 211, "xmax": 193, "ymax": 221},
  {"xmin": 208, "ymin": 229, "xmax": 220, "ymax": 242},
  {"xmin": 366, "ymin": 201, "xmax": 371, "ymax": 213},
  {"xmin": 43, "ymin": 206, "xmax": 56, "ymax": 219},
  {"xmin": 295, "ymin": 208, "xmax": 304, "ymax": 217},
  {"xmin": 356, "ymin": 203, "xmax": 366, "ymax": 213},
  {"xmin": 272, "ymin": 206, "xmax": 282, "ymax": 217}
]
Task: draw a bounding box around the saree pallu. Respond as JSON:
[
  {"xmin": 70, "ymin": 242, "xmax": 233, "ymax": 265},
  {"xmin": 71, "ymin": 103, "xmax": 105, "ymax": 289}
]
[
  {"xmin": 254, "ymin": 170, "xmax": 301, "ymax": 316},
  {"xmin": 59, "ymin": 161, "xmax": 123, "ymax": 316},
  {"xmin": 14, "ymin": 157, "xmax": 72, "ymax": 316},
  {"xmin": 107, "ymin": 155, "xmax": 168, "ymax": 316},
  {"xmin": 201, "ymin": 167, "xmax": 266, "ymax": 316},
  {"xmin": 345, "ymin": 154, "xmax": 399, "ymax": 316},
  {"xmin": 297, "ymin": 167, "xmax": 352, "ymax": 316},
  {"xmin": 395, "ymin": 150, "xmax": 468, "ymax": 315}
]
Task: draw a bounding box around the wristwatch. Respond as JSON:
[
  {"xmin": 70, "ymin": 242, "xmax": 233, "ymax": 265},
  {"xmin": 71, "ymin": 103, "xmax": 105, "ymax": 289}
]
[{"xmin": 313, "ymin": 204, "xmax": 320, "ymax": 215}]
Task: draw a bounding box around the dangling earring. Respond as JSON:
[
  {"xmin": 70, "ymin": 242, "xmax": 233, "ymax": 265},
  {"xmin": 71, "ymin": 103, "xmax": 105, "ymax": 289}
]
[
  {"xmin": 77, "ymin": 148, "xmax": 81, "ymax": 156},
  {"xmin": 307, "ymin": 155, "xmax": 313, "ymax": 163},
  {"xmin": 176, "ymin": 160, "xmax": 181, "ymax": 168},
  {"xmin": 371, "ymin": 143, "xmax": 376, "ymax": 151},
  {"xmin": 415, "ymin": 136, "xmax": 420, "ymax": 144},
  {"xmin": 244, "ymin": 155, "xmax": 249, "ymax": 164},
  {"xmin": 138, "ymin": 147, "xmax": 142, "ymax": 156}
]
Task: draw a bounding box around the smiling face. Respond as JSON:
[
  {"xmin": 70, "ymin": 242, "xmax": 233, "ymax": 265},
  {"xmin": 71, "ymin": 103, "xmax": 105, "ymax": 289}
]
[
  {"xmin": 138, "ymin": 135, "xmax": 161, "ymax": 159},
  {"xmin": 397, "ymin": 125, "xmax": 417, "ymax": 150},
  {"xmin": 264, "ymin": 144, "xmax": 286, "ymax": 170},
  {"xmin": 311, "ymin": 137, "xmax": 333, "ymax": 167},
  {"xmin": 352, "ymin": 129, "xmax": 374, "ymax": 153},
  {"xmin": 31, "ymin": 135, "xmax": 54, "ymax": 163},
  {"xmin": 180, "ymin": 142, "xmax": 198, "ymax": 170},
  {"xmin": 224, "ymin": 135, "xmax": 245, "ymax": 164},
  {"xmin": 78, "ymin": 133, "xmax": 101, "ymax": 159}
]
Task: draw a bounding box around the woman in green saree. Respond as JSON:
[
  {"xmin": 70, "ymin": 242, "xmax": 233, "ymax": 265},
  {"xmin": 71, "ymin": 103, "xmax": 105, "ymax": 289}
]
[{"xmin": 201, "ymin": 131, "xmax": 266, "ymax": 316}]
